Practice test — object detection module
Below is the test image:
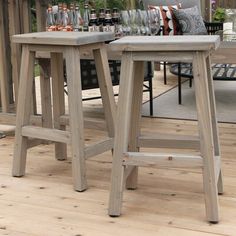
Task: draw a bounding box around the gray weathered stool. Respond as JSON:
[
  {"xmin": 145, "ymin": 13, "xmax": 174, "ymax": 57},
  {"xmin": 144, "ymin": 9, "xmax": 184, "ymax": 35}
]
[
  {"xmin": 108, "ymin": 35, "xmax": 223, "ymax": 223},
  {"xmin": 12, "ymin": 32, "xmax": 116, "ymax": 192}
]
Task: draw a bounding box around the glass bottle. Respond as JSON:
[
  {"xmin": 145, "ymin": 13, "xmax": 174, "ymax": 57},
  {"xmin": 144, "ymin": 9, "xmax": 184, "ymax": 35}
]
[
  {"xmin": 98, "ymin": 8, "xmax": 105, "ymax": 32},
  {"xmin": 67, "ymin": 3, "xmax": 75, "ymax": 31},
  {"xmin": 55, "ymin": 3, "xmax": 63, "ymax": 31},
  {"xmin": 83, "ymin": 3, "xmax": 90, "ymax": 32},
  {"xmin": 61, "ymin": 3, "xmax": 69, "ymax": 31},
  {"xmin": 46, "ymin": 4, "xmax": 56, "ymax": 31},
  {"xmin": 112, "ymin": 8, "xmax": 121, "ymax": 37},
  {"xmin": 89, "ymin": 9, "xmax": 99, "ymax": 32},
  {"xmin": 73, "ymin": 3, "xmax": 83, "ymax": 32},
  {"xmin": 103, "ymin": 9, "xmax": 115, "ymax": 33},
  {"xmin": 112, "ymin": 8, "xmax": 120, "ymax": 25}
]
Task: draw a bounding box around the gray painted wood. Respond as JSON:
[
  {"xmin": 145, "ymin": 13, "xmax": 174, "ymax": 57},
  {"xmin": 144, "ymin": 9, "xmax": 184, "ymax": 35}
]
[
  {"xmin": 110, "ymin": 35, "xmax": 220, "ymax": 52},
  {"xmin": 108, "ymin": 36, "xmax": 221, "ymax": 222},
  {"xmin": 12, "ymin": 32, "xmax": 114, "ymax": 46},
  {"xmin": 12, "ymin": 33, "xmax": 116, "ymax": 192}
]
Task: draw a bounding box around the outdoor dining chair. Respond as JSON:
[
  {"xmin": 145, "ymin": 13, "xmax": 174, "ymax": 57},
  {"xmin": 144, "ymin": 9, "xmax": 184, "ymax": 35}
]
[{"xmin": 63, "ymin": 59, "xmax": 154, "ymax": 115}]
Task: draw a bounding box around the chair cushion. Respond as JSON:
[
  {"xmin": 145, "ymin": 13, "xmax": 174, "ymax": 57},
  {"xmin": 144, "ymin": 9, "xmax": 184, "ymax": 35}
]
[
  {"xmin": 173, "ymin": 6, "xmax": 207, "ymax": 35},
  {"xmin": 148, "ymin": 4, "xmax": 180, "ymax": 35}
]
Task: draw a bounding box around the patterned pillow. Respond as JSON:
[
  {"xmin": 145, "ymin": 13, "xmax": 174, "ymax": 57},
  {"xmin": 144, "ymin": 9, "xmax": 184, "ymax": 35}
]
[
  {"xmin": 173, "ymin": 6, "xmax": 207, "ymax": 35},
  {"xmin": 148, "ymin": 4, "xmax": 181, "ymax": 35}
]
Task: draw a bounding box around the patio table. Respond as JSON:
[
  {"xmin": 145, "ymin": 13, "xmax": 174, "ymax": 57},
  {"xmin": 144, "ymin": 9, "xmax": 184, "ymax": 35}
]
[{"xmin": 108, "ymin": 35, "xmax": 223, "ymax": 223}]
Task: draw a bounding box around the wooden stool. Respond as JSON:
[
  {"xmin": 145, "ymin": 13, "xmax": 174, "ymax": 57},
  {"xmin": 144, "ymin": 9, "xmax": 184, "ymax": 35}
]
[
  {"xmin": 108, "ymin": 35, "xmax": 223, "ymax": 223},
  {"xmin": 12, "ymin": 32, "xmax": 116, "ymax": 192}
]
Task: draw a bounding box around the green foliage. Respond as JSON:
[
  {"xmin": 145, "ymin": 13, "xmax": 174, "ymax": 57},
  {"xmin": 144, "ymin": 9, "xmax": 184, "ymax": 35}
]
[
  {"xmin": 91, "ymin": 0, "xmax": 125, "ymax": 9},
  {"xmin": 50, "ymin": 0, "xmax": 126, "ymax": 10},
  {"xmin": 213, "ymin": 7, "xmax": 226, "ymax": 23},
  {"xmin": 104, "ymin": 0, "xmax": 126, "ymax": 10},
  {"xmin": 34, "ymin": 64, "xmax": 40, "ymax": 77},
  {"xmin": 31, "ymin": 0, "xmax": 143, "ymax": 10}
]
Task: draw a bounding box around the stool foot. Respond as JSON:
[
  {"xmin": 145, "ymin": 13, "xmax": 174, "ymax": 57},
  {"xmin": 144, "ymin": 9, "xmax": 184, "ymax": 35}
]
[
  {"xmin": 126, "ymin": 167, "xmax": 138, "ymax": 190},
  {"xmin": 12, "ymin": 139, "xmax": 27, "ymax": 178},
  {"xmin": 217, "ymin": 171, "xmax": 224, "ymax": 195},
  {"xmin": 74, "ymin": 185, "xmax": 87, "ymax": 192},
  {"xmin": 12, "ymin": 174, "xmax": 24, "ymax": 178},
  {"xmin": 202, "ymin": 156, "xmax": 219, "ymax": 223},
  {"xmin": 108, "ymin": 208, "xmax": 122, "ymax": 217},
  {"xmin": 73, "ymin": 176, "xmax": 87, "ymax": 192},
  {"xmin": 55, "ymin": 143, "xmax": 67, "ymax": 161},
  {"xmin": 108, "ymin": 161, "xmax": 125, "ymax": 218},
  {"xmin": 126, "ymin": 187, "xmax": 137, "ymax": 190},
  {"xmin": 209, "ymin": 221, "xmax": 218, "ymax": 224},
  {"xmin": 109, "ymin": 214, "xmax": 120, "ymax": 218},
  {"xmin": 12, "ymin": 155, "xmax": 26, "ymax": 177},
  {"xmin": 75, "ymin": 189, "xmax": 86, "ymax": 193},
  {"xmin": 56, "ymin": 158, "xmax": 67, "ymax": 161}
]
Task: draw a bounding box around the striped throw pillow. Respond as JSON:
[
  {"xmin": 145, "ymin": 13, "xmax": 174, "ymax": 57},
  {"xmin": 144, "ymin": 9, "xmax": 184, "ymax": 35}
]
[{"xmin": 148, "ymin": 4, "xmax": 181, "ymax": 35}]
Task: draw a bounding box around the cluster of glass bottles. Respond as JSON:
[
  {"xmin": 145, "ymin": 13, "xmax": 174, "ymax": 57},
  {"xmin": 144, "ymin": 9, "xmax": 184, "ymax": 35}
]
[{"xmin": 46, "ymin": 2, "xmax": 121, "ymax": 35}]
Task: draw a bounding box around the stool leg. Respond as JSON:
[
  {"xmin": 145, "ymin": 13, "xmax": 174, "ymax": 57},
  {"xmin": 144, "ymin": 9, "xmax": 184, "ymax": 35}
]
[
  {"xmin": 193, "ymin": 52, "xmax": 219, "ymax": 223},
  {"xmin": 163, "ymin": 62, "xmax": 167, "ymax": 84},
  {"xmin": 93, "ymin": 45, "xmax": 116, "ymax": 138},
  {"xmin": 178, "ymin": 63, "xmax": 182, "ymax": 105},
  {"xmin": 109, "ymin": 52, "xmax": 134, "ymax": 216},
  {"xmin": 205, "ymin": 55, "xmax": 223, "ymax": 195},
  {"xmin": 12, "ymin": 46, "xmax": 35, "ymax": 176},
  {"xmin": 32, "ymin": 78, "xmax": 37, "ymax": 115},
  {"xmin": 51, "ymin": 53, "xmax": 67, "ymax": 161},
  {"xmin": 126, "ymin": 61, "xmax": 145, "ymax": 190},
  {"xmin": 38, "ymin": 58, "xmax": 54, "ymax": 147},
  {"xmin": 39, "ymin": 58, "xmax": 53, "ymax": 131},
  {"xmin": 65, "ymin": 47, "xmax": 87, "ymax": 191}
]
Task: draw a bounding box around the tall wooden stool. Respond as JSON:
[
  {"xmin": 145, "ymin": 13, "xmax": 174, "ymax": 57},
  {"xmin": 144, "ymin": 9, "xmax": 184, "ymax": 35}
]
[
  {"xmin": 12, "ymin": 32, "xmax": 116, "ymax": 192},
  {"xmin": 108, "ymin": 35, "xmax": 223, "ymax": 223}
]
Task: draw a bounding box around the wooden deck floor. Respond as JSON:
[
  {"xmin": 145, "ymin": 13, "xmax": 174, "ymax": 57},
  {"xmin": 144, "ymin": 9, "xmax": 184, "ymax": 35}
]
[{"xmin": 0, "ymin": 72, "xmax": 236, "ymax": 236}]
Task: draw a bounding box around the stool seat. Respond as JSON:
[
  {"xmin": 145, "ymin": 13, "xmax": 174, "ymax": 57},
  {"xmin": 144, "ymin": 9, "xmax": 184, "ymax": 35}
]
[
  {"xmin": 108, "ymin": 35, "xmax": 223, "ymax": 223},
  {"xmin": 12, "ymin": 31, "xmax": 116, "ymax": 192},
  {"xmin": 109, "ymin": 35, "xmax": 220, "ymax": 51},
  {"xmin": 12, "ymin": 31, "xmax": 114, "ymax": 46}
]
